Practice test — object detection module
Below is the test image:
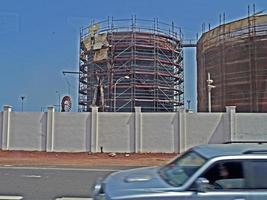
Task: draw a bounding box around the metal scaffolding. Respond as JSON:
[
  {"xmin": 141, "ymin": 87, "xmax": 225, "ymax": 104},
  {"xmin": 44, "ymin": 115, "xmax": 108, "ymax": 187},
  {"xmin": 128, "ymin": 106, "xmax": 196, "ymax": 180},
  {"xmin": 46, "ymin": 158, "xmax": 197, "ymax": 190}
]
[
  {"xmin": 79, "ymin": 17, "xmax": 184, "ymax": 112},
  {"xmin": 197, "ymin": 14, "xmax": 267, "ymax": 112}
]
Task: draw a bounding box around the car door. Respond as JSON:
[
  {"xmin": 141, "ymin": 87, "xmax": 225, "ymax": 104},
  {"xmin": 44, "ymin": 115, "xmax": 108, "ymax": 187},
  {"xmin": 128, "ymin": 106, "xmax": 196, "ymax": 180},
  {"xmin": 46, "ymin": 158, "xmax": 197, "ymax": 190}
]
[
  {"xmin": 184, "ymin": 160, "xmax": 252, "ymax": 200},
  {"xmin": 243, "ymin": 159, "xmax": 267, "ymax": 200}
]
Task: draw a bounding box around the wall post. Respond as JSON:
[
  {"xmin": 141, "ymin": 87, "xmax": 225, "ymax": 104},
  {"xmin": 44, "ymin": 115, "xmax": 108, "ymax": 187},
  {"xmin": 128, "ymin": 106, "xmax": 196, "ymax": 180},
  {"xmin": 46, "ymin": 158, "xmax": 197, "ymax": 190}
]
[
  {"xmin": 90, "ymin": 106, "xmax": 99, "ymax": 152},
  {"xmin": 2, "ymin": 105, "xmax": 12, "ymax": 150},
  {"xmin": 46, "ymin": 106, "xmax": 55, "ymax": 152},
  {"xmin": 134, "ymin": 107, "xmax": 142, "ymax": 153},
  {"xmin": 226, "ymin": 106, "xmax": 236, "ymax": 142},
  {"xmin": 177, "ymin": 108, "xmax": 186, "ymax": 153}
]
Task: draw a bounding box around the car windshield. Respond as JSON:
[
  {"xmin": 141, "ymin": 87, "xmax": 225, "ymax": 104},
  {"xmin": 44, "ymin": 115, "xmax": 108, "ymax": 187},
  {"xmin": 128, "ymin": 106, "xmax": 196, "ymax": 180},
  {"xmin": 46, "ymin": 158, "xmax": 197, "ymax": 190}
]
[{"xmin": 158, "ymin": 151, "xmax": 206, "ymax": 187}]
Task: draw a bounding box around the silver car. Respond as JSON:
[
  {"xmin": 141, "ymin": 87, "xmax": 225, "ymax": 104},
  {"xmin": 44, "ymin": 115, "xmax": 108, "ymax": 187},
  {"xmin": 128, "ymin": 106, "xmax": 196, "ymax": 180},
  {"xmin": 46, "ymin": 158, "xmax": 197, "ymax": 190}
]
[{"xmin": 93, "ymin": 142, "xmax": 267, "ymax": 200}]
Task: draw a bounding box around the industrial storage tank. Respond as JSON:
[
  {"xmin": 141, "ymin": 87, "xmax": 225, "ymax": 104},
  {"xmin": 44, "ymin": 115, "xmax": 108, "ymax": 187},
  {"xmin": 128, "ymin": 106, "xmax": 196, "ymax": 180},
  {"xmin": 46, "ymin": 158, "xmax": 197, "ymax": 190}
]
[
  {"xmin": 197, "ymin": 14, "xmax": 267, "ymax": 112},
  {"xmin": 79, "ymin": 17, "xmax": 184, "ymax": 112}
]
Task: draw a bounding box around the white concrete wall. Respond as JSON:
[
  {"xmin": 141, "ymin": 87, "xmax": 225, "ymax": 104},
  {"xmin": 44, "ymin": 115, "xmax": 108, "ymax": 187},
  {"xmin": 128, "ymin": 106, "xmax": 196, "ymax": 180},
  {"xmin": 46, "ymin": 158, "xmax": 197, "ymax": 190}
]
[
  {"xmin": 1, "ymin": 106, "xmax": 267, "ymax": 153},
  {"xmin": 186, "ymin": 113, "xmax": 228, "ymax": 149},
  {"xmin": 53, "ymin": 113, "xmax": 90, "ymax": 152},
  {"xmin": 9, "ymin": 112, "xmax": 46, "ymax": 151},
  {"xmin": 236, "ymin": 113, "xmax": 267, "ymax": 140},
  {"xmin": 142, "ymin": 113, "xmax": 177, "ymax": 153},
  {"xmin": 98, "ymin": 113, "xmax": 133, "ymax": 152}
]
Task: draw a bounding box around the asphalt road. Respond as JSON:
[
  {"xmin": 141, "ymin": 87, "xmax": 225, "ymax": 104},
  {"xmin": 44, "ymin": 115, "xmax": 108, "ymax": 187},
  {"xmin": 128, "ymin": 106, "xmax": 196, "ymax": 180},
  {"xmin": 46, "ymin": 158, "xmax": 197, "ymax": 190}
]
[{"xmin": 0, "ymin": 165, "xmax": 134, "ymax": 200}]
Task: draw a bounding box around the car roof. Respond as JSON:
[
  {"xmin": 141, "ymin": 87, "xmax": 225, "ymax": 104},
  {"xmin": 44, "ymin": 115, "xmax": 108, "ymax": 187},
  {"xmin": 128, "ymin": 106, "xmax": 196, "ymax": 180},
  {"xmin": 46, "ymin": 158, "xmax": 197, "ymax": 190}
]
[{"xmin": 192, "ymin": 143, "xmax": 267, "ymax": 159}]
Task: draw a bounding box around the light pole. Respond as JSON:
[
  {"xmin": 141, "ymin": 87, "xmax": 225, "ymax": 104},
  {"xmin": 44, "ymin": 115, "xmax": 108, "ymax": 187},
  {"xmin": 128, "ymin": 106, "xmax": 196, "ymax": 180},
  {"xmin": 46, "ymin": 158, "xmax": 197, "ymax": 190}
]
[
  {"xmin": 187, "ymin": 99, "xmax": 191, "ymax": 111},
  {"xmin": 20, "ymin": 96, "xmax": 25, "ymax": 112},
  {"xmin": 114, "ymin": 75, "xmax": 130, "ymax": 112},
  {"xmin": 56, "ymin": 91, "xmax": 61, "ymax": 112},
  {"xmin": 207, "ymin": 72, "xmax": 216, "ymax": 112}
]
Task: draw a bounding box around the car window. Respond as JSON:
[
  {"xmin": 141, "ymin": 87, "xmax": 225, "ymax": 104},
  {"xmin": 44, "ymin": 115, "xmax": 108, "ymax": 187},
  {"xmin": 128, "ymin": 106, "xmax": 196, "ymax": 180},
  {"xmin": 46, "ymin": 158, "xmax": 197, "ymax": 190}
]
[
  {"xmin": 201, "ymin": 161, "xmax": 246, "ymax": 190},
  {"xmin": 158, "ymin": 151, "xmax": 206, "ymax": 187},
  {"xmin": 244, "ymin": 160, "xmax": 267, "ymax": 189}
]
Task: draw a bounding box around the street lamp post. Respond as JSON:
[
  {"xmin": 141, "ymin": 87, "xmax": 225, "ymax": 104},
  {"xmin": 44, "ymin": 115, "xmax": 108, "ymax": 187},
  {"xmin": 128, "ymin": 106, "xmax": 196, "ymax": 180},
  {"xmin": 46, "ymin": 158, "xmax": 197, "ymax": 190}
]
[
  {"xmin": 20, "ymin": 96, "xmax": 25, "ymax": 112},
  {"xmin": 207, "ymin": 72, "xmax": 216, "ymax": 112},
  {"xmin": 114, "ymin": 75, "xmax": 130, "ymax": 112},
  {"xmin": 187, "ymin": 99, "xmax": 191, "ymax": 111}
]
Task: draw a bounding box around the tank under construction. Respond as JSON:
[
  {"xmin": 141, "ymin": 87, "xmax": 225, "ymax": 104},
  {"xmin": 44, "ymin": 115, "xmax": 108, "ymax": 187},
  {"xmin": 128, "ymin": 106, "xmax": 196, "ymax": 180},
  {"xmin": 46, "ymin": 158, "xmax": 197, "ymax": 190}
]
[
  {"xmin": 197, "ymin": 14, "xmax": 267, "ymax": 112},
  {"xmin": 79, "ymin": 17, "xmax": 184, "ymax": 112}
]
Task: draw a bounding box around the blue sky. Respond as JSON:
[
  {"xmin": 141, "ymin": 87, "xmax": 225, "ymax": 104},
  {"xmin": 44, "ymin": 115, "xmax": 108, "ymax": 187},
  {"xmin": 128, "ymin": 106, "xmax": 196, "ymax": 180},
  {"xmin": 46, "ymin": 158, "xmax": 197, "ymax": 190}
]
[{"xmin": 1, "ymin": 0, "xmax": 267, "ymax": 112}]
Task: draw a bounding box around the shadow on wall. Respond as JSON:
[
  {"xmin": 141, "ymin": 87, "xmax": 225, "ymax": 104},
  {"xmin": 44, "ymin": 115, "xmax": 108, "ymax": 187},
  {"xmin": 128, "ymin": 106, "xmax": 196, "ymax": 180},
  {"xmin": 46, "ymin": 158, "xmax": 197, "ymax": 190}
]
[
  {"xmin": 86, "ymin": 114, "xmax": 91, "ymax": 152},
  {"xmin": 128, "ymin": 114, "xmax": 135, "ymax": 153},
  {"xmin": 208, "ymin": 113, "xmax": 230, "ymax": 144},
  {"xmin": 40, "ymin": 113, "xmax": 47, "ymax": 151}
]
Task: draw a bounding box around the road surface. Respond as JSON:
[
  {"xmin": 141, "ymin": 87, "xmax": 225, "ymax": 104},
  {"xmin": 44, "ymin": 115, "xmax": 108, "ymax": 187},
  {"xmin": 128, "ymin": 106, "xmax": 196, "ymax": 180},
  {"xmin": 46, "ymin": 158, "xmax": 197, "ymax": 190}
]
[{"xmin": 0, "ymin": 165, "xmax": 134, "ymax": 200}]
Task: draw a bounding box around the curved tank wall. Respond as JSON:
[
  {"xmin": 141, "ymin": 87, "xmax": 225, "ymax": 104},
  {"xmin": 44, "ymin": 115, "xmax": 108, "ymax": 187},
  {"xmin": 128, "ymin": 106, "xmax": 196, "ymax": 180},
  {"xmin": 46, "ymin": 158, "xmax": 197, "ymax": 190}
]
[
  {"xmin": 197, "ymin": 14, "xmax": 267, "ymax": 112},
  {"xmin": 79, "ymin": 17, "xmax": 184, "ymax": 112}
]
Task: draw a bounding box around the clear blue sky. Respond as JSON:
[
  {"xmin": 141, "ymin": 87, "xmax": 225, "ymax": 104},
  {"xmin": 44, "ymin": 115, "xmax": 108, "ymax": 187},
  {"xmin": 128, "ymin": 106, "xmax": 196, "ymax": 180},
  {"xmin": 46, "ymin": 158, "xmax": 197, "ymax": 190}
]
[{"xmin": 1, "ymin": 0, "xmax": 267, "ymax": 112}]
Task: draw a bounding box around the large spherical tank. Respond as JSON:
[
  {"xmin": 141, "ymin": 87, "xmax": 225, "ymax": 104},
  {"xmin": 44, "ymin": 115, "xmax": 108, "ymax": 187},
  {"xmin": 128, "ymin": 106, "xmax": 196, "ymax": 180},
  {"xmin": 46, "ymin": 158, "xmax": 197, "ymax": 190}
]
[{"xmin": 197, "ymin": 14, "xmax": 267, "ymax": 112}]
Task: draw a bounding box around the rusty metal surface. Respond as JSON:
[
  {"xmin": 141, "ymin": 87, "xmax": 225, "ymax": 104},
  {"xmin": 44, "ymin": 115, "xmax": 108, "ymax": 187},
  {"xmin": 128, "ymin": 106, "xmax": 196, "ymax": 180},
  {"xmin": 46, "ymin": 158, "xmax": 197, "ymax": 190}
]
[{"xmin": 197, "ymin": 14, "xmax": 267, "ymax": 112}]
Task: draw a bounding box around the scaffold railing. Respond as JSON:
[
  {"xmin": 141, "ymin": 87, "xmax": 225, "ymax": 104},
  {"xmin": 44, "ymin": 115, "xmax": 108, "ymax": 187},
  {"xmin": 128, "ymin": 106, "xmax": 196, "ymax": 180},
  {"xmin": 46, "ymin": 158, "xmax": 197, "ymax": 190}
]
[{"xmin": 79, "ymin": 16, "xmax": 184, "ymax": 112}]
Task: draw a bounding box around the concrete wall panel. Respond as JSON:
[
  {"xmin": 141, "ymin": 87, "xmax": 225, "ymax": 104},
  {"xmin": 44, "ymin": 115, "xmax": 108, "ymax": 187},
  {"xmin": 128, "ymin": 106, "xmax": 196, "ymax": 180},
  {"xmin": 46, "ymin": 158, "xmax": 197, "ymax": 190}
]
[
  {"xmin": 9, "ymin": 112, "xmax": 46, "ymax": 151},
  {"xmin": 236, "ymin": 113, "xmax": 267, "ymax": 140},
  {"xmin": 53, "ymin": 113, "xmax": 90, "ymax": 152},
  {"xmin": 142, "ymin": 113, "xmax": 176, "ymax": 153},
  {"xmin": 186, "ymin": 113, "xmax": 228, "ymax": 149},
  {"xmin": 98, "ymin": 113, "xmax": 133, "ymax": 152}
]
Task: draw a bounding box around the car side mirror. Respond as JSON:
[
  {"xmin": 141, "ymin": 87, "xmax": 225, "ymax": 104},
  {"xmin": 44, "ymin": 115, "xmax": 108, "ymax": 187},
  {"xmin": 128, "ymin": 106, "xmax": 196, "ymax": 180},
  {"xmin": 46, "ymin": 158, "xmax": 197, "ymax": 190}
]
[{"xmin": 195, "ymin": 177, "xmax": 210, "ymax": 193}]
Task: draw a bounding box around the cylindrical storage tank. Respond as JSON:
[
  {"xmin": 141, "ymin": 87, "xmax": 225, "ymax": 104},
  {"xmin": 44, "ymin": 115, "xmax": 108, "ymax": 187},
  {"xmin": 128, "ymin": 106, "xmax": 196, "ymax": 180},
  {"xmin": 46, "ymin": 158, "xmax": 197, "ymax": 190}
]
[
  {"xmin": 79, "ymin": 18, "xmax": 184, "ymax": 112},
  {"xmin": 197, "ymin": 14, "xmax": 267, "ymax": 112}
]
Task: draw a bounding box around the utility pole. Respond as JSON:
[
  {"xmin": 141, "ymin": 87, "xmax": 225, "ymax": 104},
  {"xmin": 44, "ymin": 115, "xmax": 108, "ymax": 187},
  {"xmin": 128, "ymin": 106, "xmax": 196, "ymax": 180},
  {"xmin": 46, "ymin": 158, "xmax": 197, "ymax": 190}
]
[
  {"xmin": 207, "ymin": 72, "xmax": 216, "ymax": 112},
  {"xmin": 56, "ymin": 91, "xmax": 61, "ymax": 112}
]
